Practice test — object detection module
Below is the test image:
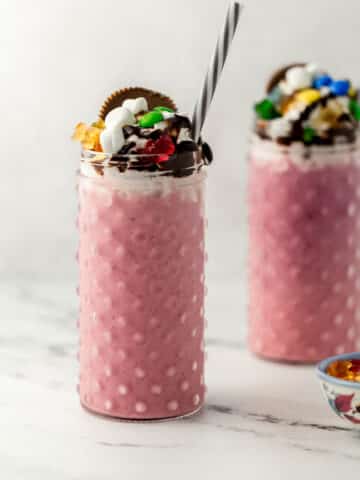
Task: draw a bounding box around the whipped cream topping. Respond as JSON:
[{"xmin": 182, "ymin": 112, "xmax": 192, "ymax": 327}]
[
  {"xmin": 250, "ymin": 134, "xmax": 360, "ymax": 171},
  {"xmin": 80, "ymin": 160, "xmax": 206, "ymax": 199},
  {"xmin": 100, "ymin": 101, "xmax": 145, "ymax": 153}
]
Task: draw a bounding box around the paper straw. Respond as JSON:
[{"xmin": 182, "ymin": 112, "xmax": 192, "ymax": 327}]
[{"xmin": 191, "ymin": 2, "xmax": 242, "ymax": 142}]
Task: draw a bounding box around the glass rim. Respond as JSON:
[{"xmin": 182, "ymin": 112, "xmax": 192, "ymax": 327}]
[
  {"xmin": 80, "ymin": 148, "xmax": 206, "ymax": 177},
  {"xmin": 81, "ymin": 146, "xmax": 204, "ymax": 161},
  {"xmin": 250, "ymin": 133, "xmax": 360, "ymax": 155}
]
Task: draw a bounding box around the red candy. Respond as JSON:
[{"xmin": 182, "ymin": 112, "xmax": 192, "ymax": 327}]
[{"xmin": 141, "ymin": 134, "xmax": 175, "ymax": 162}]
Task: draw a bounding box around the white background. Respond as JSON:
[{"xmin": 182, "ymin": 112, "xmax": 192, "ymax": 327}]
[{"xmin": 2, "ymin": 0, "xmax": 360, "ymax": 287}]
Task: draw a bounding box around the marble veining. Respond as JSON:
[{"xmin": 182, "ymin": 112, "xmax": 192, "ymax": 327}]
[
  {"xmin": 208, "ymin": 404, "xmax": 352, "ymax": 432},
  {"xmin": 1, "ymin": 279, "xmax": 360, "ymax": 479}
]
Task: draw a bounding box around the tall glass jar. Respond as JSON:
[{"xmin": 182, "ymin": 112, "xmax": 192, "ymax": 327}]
[
  {"xmin": 77, "ymin": 151, "xmax": 206, "ymax": 419},
  {"xmin": 248, "ymin": 136, "xmax": 360, "ymax": 363}
]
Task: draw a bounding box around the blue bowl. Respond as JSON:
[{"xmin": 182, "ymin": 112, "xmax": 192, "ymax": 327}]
[{"xmin": 317, "ymin": 352, "xmax": 360, "ymax": 426}]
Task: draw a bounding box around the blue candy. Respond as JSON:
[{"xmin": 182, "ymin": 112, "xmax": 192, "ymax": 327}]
[
  {"xmin": 313, "ymin": 75, "xmax": 332, "ymax": 89},
  {"xmin": 330, "ymin": 79, "xmax": 350, "ymax": 96}
]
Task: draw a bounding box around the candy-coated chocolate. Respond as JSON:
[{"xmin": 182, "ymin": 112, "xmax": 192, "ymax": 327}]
[
  {"xmin": 303, "ymin": 126, "xmax": 315, "ymax": 144},
  {"xmin": 154, "ymin": 106, "xmax": 174, "ymax": 113},
  {"xmin": 313, "ymin": 75, "xmax": 332, "ymax": 89},
  {"xmin": 139, "ymin": 110, "xmax": 164, "ymax": 128},
  {"xmin": 330, "ymin": 79, "xmax": 350, "ymax": 96},
  {"xmin": 349, "ymin": 86, "xmax": 357, "ymax": 98},
  {"xmin": 295, "ymin": 89, "xmax": 321, "ymax": 105},
  {"xmin": 255, "ymin": 99, "xmax": 280, "ymax": 120},
  {"xmin": 350, "ymin": 99, "xmax": 360, "ymax": 121}
]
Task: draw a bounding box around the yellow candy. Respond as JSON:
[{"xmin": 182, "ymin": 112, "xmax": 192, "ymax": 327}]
[
  {"xmin": 72, "ymin": 122, "xmax": 103, "ymax": 152},
  {"xmin": 327, "ymin": 359, "xmax": 360, "ymax": 382},
  {"xmin": 82, "ymin": 126, "xmax": 102, "ymax": 151},
  {"xmin": 72, "ymin": 122, "xmax": 88, "ymax": 142},
  {"xmin": 348, "ymin": 86, "xmax": 357, "ymax": 98},
  {"xmin": 91, "ymin": 118, "xmax": 105, "ymax": 129},
  {"xmin": 295, "ymin": 89, "xmax": 321, "ymax": 106}
]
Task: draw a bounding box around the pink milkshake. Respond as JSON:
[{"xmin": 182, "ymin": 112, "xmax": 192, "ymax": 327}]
[
  {"xmin": 248, "ymin": 63, "xmax": 360, "ymax": 362},
  {"xmin": 74, "ymin": 89, "xmax": 212, "ymax": 419}
]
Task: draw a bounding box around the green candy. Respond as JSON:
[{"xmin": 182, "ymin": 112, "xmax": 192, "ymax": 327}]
[
  {"xmin": 139, "ymin": 110, "xmax": 164, "ymax": 128},
  {"xmin": 255, "ymin": 99, "xmax": 280, "ymax": 120},
  {"xmin": 154, "ymin": 106, "xmax": 174, "ymax": 113},
  {"xmin": 350, "ymin": 99, "xmax": 360, "ymax": 121},
  {"xmin": 303, "ymin": 127, "xmax": 315, "ymax": 144}
]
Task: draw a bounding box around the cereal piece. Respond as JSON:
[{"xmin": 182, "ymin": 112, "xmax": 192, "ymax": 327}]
[
  {"xmin": 82, "ymin": 126, "xmax": 102, "ymax": 151},
  {"xmin": 72, "ymin": 122, "xmax": 88, "ymax": 142},
  {"xmin": 91, "ymin": 119, "xmax": 105, "ymax": 129},
  {"xmin": 327, "ymin": 359, "xmax": 360, "ymax": 382}
]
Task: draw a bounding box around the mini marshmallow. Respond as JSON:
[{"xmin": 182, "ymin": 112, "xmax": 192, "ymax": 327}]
[
  {"xmin": 285, "ymin": 66, "xmax": 312, "ymax": 93},
  {"xmin": 154, "ymin": 121, "xmax": 168, "ymax": 130},
  {"xmin": 267, "ymin": 118, "xmax": 291, "ymax": 139},
  {"xmin": 320, "ymin": 86, "xmax": 331, "ymax": 97},
  {"xmin": 284, "ymin": 107, "xmax": 303, "ymax": 122},
  {"xmin": 161, "ymin": 111, "xmax": 175, "ymax": 120},
  {"xmin": 305, "ymin": 62, "xmax": 319, "ymax": 76},
  {"xmin": 111, "ymin": 126, "xmax": 125, "ymax": 153},
  {"xmin": 105, "ymin": 107, "xmax": 136, "ymax": 129},
  {"xmin": 279, "ymin": 80, "xmax": 293, "ymax": 96},
  {"xmin": 122, "ymin": 97, "xmax": 148, "ymax": 115},
  {"xmin": 100, "ymin": 129, "xmax": 113, "ymax": 153}
]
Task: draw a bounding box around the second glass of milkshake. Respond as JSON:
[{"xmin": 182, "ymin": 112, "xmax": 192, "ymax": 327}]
[{"xmin": 248, "ymin": 63, "xmax": 360, "ymax": 363}]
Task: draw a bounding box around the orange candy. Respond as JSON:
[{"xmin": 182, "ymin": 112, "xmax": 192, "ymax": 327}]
[
  {"xmin": 72, "ymin": 122, "xmax": 88, "ymax": 142},
  {"xmin": 72, "ymin": 120, "xmax": 105, "ymax": 151},
  {"xmin": 327, "ymin": 359, "xmax": 360, "ymax": 382}
]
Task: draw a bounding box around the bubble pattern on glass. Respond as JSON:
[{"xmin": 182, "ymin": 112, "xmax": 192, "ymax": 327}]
[
  {"xmin": 77, "ymin": 175, "xmax": 206, "ymax": 419},
  {"xmin": 248, "ymin": 159, "xmax": 360, "ymax": 362}
]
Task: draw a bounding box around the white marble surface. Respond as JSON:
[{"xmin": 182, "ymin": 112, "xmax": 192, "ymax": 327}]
[{"xmin": 1, "ymin": 279, "xmax": 360, "ymax": 480}]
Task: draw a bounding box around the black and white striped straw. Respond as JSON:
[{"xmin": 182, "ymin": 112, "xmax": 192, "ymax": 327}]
[{"xmin": 191, "ymin": 2, "xmax": 242, "ymax": 142}]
